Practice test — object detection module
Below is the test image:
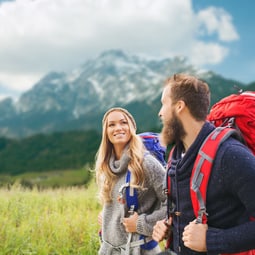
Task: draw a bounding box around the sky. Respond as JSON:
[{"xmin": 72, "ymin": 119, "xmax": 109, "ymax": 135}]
[{"xmin": 0, "ymin": 0, "xmax": 254, "ymax": 99}]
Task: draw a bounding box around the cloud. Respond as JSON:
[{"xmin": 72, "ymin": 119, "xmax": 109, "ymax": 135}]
[
  {"xmin": 197, "ymin": 7, "xmax": 239, "ymax": 41},
  {"xmin": 190, "ymin": 41, "xmax": 229, "ymax": 66},
  {"xmin": 0, "ymin": 0, "xmax": 239, "ymax": 95}
]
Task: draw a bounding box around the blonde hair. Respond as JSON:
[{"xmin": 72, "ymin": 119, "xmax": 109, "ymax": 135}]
[{"xmin": 95, "ymin": 108, "xmax": 145, "ymax": 204}]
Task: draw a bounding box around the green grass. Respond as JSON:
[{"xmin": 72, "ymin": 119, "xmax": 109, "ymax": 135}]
[
  {"xmin": 0, "ymin": 181, "xmax": 101, "ymax": 255},
  {"xmin": 0, "ymin": 175, "xmax": 167, "ymax": 254}
]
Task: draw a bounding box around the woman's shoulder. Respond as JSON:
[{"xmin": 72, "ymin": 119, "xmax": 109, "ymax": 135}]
[{"xmin": 143, "ymin": 153, "xmax": 166, "ymax": 175}]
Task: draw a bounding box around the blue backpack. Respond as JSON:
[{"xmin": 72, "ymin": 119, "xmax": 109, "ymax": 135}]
[
  {"xmin": 124, "ymin": 132, "xmax": 166, "ymax": 250},
  {"xmin": 138, "ymin": 132, "xmax": 167, "ymax": 167}
]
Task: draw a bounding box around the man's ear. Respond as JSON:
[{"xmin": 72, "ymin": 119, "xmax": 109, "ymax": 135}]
[{"xmin": 176, "ymin": 100, "xmax": 186, "ymax": 113}]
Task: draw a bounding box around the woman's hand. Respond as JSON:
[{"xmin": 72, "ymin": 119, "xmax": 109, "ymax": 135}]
[
  {"xmin": 122, "ymin": 212, "xmax": 139, "ymax": 233},
  {"xmin": 152, "ymin": 217, "xmax": 172, "ymax": 242}
]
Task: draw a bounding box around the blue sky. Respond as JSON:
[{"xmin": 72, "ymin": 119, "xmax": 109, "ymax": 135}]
[
  {"xmin": 193, "ymin": 0, "xmax": 255, "ymax": 85},
  {"xmin": 0, "ymin": 0, "xmax": 254, "ymax": 99}
]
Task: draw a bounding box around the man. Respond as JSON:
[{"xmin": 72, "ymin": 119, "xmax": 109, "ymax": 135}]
[{"xmin": 152, "ymin": 73, "xmax": 255, "ymax": 254}]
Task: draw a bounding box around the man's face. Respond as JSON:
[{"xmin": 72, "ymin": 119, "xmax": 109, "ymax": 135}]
[{"xmin": 159, "ymin": 86, "xmax": 186, "ymax": 146}]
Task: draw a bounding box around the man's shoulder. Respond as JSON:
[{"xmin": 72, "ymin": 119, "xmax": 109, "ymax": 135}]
[
  {"xmin": 219, "ymin": 136, "xmax": 253, "ymax": 156},
  {"xmin": 214, "ymin": 136, "xmax": 255, "ymax": 174}
]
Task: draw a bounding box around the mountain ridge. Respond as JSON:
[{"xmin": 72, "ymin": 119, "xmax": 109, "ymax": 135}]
[{"xmin": 0, "ymin": 49, "xmax": 252, "ymax": 138}]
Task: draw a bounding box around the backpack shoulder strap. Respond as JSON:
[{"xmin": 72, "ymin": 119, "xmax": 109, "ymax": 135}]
[
  {"xmin": 164, "ymin": 147, "xmax": 174, "ymax": 220},
  {"xmin": 125, "ymin": 170, "xmax": 138, "ymax": 213},
  {"xmin": 125, "ymin": 170, "xmax": 159, "ymax": 250},
  {"xmin": 190, "ymin": 127, "xmax": 237, "ymax": 223}
]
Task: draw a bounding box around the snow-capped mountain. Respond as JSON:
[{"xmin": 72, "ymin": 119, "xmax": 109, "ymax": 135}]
[{"xmin": 0, "ymin": 49, "xmax": 245, "ymax": 138}]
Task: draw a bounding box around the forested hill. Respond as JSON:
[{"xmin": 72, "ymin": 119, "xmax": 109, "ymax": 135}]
[
  {"xmin": 0, "ymin": 49, "xmax": 254, "ymax": 176},
  {"xmin": 0, "ymin": 129, "xmax": 101, "ymax": 175}
]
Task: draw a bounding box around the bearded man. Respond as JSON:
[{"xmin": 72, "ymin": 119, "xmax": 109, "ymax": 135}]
[{"xmin": 152, "ymin": 73, "xmax": 255, "ymax": 255}]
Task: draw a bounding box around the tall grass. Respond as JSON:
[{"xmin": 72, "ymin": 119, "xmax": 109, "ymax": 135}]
[{"xmin": 0, "ymin": 181, "xmax": 101, "ymax": 255}]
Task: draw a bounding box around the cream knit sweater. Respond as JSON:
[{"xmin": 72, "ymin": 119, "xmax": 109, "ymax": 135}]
[{"xmin": 99, "ymin": 153, "xmax": 166, "ymax": 255}]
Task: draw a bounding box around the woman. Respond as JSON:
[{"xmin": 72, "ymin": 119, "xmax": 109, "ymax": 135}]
[{"xmin": 96, "ymin": 107, "xmax": 166, "ymax": 255}]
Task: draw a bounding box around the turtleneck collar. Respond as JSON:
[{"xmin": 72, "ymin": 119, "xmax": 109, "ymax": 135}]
[{"xmin": 109, "ymin": 146, "xmax": 131, "ymax": 175}]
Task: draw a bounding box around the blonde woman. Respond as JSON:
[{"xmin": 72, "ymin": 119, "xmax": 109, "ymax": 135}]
[{"xmin": 96, "ymin": 107, "xmax": 166, "ymax": 255}]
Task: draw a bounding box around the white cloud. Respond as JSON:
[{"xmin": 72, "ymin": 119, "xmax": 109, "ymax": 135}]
[
  {"xmin": 0, "ymin": 72, "xmax": 41, "ymax": 91},
  {"xmin": 0, "ymin": 0, "xmax": 239, "ymax": 95},
  {"xmin": 190, "ymin": 41, "xmax": 229, "ymax": 66},
  {"xmin": 197, "ymin": 7, "xmax": 239, "ymax": 41}
]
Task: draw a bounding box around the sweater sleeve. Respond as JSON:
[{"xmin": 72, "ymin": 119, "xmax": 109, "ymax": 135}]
[
  {"xmin": 206, "ymin": 141, "xmax": 255, "ymax": 254},
  {"xmin": 136, "ymin": 154, "xmax": 167, "ymax": 236}
]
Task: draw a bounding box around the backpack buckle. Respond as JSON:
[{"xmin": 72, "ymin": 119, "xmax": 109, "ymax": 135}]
[
  {"xmin": 118, "ymin": 182, "xmax": 130, "ymax": 204},
  {"xmin": 196, "ymin": 208, "xmax": 208, "ymax": 224},
  {"xmin": 128, "ymin": 204, "xmax": 135, "ymax": 215}
]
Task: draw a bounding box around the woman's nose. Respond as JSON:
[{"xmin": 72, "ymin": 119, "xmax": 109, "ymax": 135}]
[{"xmin": 115, "ymin": 124, "xmax": 122, "ymax": 130}]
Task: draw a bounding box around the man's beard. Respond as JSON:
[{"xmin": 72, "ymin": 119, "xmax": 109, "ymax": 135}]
[{"xmin": 162, "ymin": 111, "xmax": 186, "ymax": 146}]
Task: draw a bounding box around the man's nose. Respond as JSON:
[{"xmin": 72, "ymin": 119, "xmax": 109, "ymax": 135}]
[{"xmin": 158, "ymin": 110, "xmax": 162, "ymax": 118}]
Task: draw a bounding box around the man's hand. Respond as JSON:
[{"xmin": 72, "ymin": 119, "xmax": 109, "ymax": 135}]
[
  {"xmin": 122, "ymin": 212, "xmax": 138, "ymax": 233},
  {"xmin": 182, "ymin": 220, "xmax": 208, "ymax": 252},
  {"xmin": 152, "ymin": 217, "xmax": 172, "ymax": 242}
]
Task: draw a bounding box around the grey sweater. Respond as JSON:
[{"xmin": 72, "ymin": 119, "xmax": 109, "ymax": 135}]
[{"xmin": 99, "ymin": 153, "xmax": 166, "ymax": 255}]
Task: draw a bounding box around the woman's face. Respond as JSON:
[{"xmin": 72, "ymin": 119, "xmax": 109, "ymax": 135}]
[{"xmin": 106, "ymin": 111, "xmax": 132, "ymax": 148}]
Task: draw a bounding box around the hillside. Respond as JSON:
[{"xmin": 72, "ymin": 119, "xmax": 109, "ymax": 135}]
[{"xmin": 0, "ymin": 129, "xmax": 101, "ymax": 174}]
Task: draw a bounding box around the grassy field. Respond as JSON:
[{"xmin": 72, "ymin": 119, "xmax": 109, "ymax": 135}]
[{"xmin": 0, "ymin": 181, "xmax": 101, "ymax": 255}]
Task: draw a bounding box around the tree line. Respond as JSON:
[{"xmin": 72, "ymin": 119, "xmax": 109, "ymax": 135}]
[{"xmin": 0, "ymin": 130, "xmax": 101, "ymax": 175}]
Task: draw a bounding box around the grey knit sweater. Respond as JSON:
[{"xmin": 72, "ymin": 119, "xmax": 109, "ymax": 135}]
[{"xmin": 99, "ymin": 153, "xmax": 166, "ymax": 255}]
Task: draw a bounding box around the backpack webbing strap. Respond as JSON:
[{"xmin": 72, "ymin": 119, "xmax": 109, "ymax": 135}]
[{"xmin": 191, "ymin": 127, "xmax": 237, "ymax": 224}]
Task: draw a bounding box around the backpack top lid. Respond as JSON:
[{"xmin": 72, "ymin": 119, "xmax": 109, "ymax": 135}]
[
  {"xmin": 138, "ymin": 132, "xmax": 166, "ymax": 167},
  {"xmin": 207, "ymin": 91, "xmax": 255, "ymax": 155}
]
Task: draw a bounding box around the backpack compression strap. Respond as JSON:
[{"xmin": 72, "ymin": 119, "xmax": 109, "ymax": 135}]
[{"xmin": 190, "ymin": 127, "xmax": 237, "ymax": 224}]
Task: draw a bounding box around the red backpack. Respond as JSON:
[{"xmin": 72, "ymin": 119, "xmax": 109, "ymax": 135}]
[
  {"xmin": 166, "ymin": 91, "xmax": 255, "ymax": 254},
  {"xmin": 207, "ymin": 91, "xmax": 255, "ymax": 154},
  {"xmin": 193, "ymin": 91, "xmax": 255, "ymax": 223}
]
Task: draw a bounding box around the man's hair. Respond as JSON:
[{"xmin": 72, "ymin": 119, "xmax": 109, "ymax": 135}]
[{"xmin": 164, "ymin": 73, "xmax": 210, "ymax": 121}]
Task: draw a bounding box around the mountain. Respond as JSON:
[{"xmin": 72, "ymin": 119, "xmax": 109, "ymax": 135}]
[{"xmin": 0, "ymin": 49, "xmax": 250, "ymax": 138}]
